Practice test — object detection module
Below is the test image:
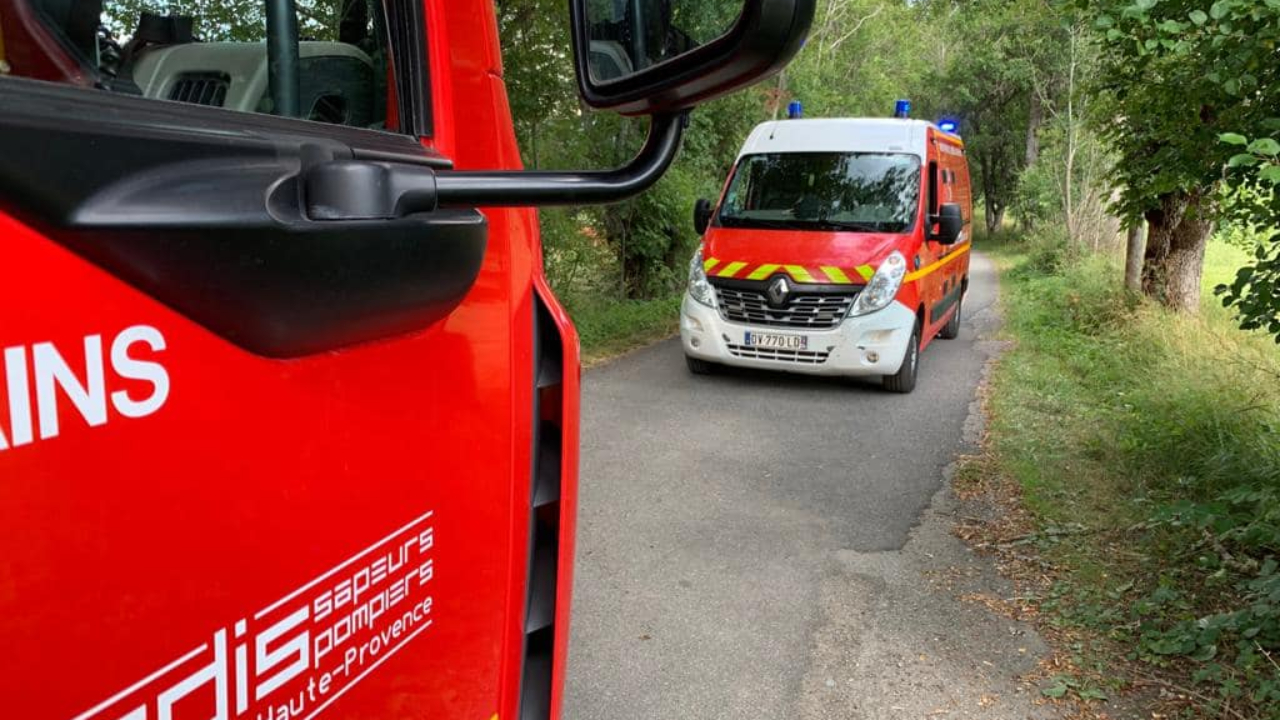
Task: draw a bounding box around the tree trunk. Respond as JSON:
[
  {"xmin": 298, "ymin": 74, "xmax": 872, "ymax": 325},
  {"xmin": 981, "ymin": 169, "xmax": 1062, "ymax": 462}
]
[
  {"xmin": 771, "ymin": 70, "xmax": 787, "ymax": 121},
  {"xmin": 985, "ymin": 201, "xmax": 1005, "ymax": 235},
  {"xmin": 979, "ymin": 147, "xmax": 1005, "ymax": 235},
  {"xmin": 1141, "ymin": 192, "xmax": 1211, "ymax": 312},
  {"xmin": 1124, "ymin": 221, "xmax": 1145, "ymax": 292},
  {"xmin": 1020, "ymin": 97, "xmax": 1039, "ymax": 233},
  {"xmin": 1025, "ymin": 95, "xmax": 1043, "ymax": 169}
]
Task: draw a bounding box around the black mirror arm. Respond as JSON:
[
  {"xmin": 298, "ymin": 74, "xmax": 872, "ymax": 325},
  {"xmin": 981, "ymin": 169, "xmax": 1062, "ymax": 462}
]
[
  {"xmin": 435, "ymin": 112, "xmax": 685, "ymax": 207},
  {"xmin": 304, "ymin": 113, "xmax": 686, "ymax": 220}
]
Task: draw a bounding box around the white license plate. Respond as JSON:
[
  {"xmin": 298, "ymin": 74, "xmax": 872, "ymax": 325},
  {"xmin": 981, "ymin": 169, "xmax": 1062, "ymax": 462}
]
[{"xmin": 744, "ymin": 331, "xmax": 808, "ymax": 350}]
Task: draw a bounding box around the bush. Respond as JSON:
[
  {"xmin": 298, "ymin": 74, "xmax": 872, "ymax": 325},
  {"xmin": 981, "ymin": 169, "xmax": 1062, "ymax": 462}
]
[
  {"xmin": 1023, "ymin": 228, "xmax": 1078, "ymax": 276},
  {"xmin": 562, "ymin": 294, "xmax": 682, "ymax": 361}
]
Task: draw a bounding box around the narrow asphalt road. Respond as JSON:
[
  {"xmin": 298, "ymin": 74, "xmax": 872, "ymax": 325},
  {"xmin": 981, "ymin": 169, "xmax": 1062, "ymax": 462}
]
[{"xmin": 564, "ymin": 252, "xmax": 1059, "ymax": 720}]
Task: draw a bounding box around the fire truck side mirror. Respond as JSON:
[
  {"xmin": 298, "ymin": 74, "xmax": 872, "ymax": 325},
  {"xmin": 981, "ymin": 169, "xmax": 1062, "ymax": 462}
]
[
  {"xmin": 693, "ymin": 199, "xmax": 713, "ymax": 235},
  {"xmin": 308, "ymin": 1, "xmax": 816, "ymax": 213},
  {"xmin": 571, "ymin": 0, "xmax": 817, "ymax": 115}
]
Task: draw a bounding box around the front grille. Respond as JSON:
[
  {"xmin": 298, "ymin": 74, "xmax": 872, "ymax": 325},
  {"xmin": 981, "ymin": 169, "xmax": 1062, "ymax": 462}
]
[
  {"xmin": 168, "ymin": 73, "xmax": 230, "ymax": 107},
  {"xmin": 715, "ymin": 286, "xmax": 858, "ymax": 329},
  {"xmin": 726, "ymin": 344, "xmax": 830, "ymax": 364}
]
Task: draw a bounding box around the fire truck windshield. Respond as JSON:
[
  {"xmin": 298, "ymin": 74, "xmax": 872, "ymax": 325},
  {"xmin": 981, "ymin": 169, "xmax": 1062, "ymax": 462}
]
[{"xmin": 717, "ymin": 152, "xmax": 920, "ymax": 234}]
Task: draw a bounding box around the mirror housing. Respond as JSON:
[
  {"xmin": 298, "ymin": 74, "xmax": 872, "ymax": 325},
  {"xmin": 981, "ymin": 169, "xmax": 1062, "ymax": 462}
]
[
  {"xmin": 930, "ymin": 203, "xmax": 964, "ymax": 245},
  {"xmin": 572, "ymin": 0, "xmax": 816, "ymax": 115},
  {"xmin": 693, "ymin": 198, "xmax": 713, "ymax": 235}
]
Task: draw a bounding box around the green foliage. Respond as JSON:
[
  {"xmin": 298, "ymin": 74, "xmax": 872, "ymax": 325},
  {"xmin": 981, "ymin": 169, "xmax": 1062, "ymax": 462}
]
[
  {"xmin": 781, "ymin": 0, "xmax": 938, "ymax": 119},
  {"xmin": 1012, "ymin": 157, "xmax": 1061, "ymax": 229},
  {"xmin": 1082, "ymin": 0, "xmax": 1280, "ymax": 312},
  {"xmin": 990, "ymin": 241, "xmax": 1280, "ymax": 715},
  {"xmin": 1021, "ymin": 227, "xmax": 1079, "ymax": 276},
  {"xmin": 1216, "ymin": 133, "xmax": 1280, "ymax": 341},
  {"xmin": 1088, "ymin": 0, "xmax": 1279, "ymax": 220},
  {"xmin": 1214, "ymin": 183, "xmax": 1278, "ymax": 252},
  {"xmin": 921, "ymin": 0, "xmax": 1071, "ymax": 232},
  {"xmin": 103, "ymin": 0, "xmax": 351, "ymax": 42},
  {"xmin": 562, "ymin": 294, "xmax": 682, "ymax": 361}
]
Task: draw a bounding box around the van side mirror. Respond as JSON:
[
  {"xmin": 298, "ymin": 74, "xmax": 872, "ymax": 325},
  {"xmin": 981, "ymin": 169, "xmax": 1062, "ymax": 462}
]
[
  {"xmin": 573, "ymin": 0, "xmax": 816, "ymax": 115},
  {"xmin": 930, "ymin": 203, "xmax": 964, "ymax": 245},
  {"xmin": 694, "ymin": 198, "xmax": 713, "ymax": 235}
]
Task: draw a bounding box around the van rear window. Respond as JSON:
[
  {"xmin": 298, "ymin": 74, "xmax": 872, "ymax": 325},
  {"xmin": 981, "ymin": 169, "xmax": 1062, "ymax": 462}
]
[{"xmin": 718, "ymin": 152, "xmax": 921, "ymax": 234}]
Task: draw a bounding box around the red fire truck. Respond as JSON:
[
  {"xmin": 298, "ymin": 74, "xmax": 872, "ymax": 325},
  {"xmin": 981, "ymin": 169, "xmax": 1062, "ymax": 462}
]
[{"xmin": 0, "ymin": 1, "xmax": 812, "ymax": 719}]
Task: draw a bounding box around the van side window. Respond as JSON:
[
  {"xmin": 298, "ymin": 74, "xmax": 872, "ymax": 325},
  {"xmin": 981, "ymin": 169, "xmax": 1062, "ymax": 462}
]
[
  {"xmin": 927, "ymin": 160, "xmax": 939, "ymax": 215},
  {"xmin": 9, "ymin": 0, "xmax": 393, "ymax": 131}
]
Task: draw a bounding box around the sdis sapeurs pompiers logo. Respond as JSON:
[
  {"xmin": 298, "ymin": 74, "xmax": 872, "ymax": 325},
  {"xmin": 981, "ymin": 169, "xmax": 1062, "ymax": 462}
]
[{"xmin": 71, "ymin": 512, "xmax": 437, "ymax": 720}]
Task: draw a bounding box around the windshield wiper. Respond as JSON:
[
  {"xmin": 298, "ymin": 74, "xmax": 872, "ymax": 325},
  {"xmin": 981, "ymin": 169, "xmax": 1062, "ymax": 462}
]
[
  {"xmin": 816, "ymin": 220, "xmax": 885, "ymax": 232},
  {"xmin": 719, "ymin": 216, "xmax": 803, "ymax": 230}
]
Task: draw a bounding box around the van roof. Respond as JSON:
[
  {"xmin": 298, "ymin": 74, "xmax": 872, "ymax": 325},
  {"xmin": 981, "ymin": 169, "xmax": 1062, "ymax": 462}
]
[{"xmin": 738, "ymin": 118, "xmax": 959, "ymax": 160}]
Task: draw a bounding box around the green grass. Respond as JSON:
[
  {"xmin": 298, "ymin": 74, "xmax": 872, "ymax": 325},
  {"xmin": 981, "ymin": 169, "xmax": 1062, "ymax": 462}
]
[
  {"xmin": 562, "ymin": 293, "xmax": 681, "ymax": 365},
  {"xmin": 1201, "ymin": 240, "xmax": 1253, "ymax": 298},
  {"xmin": 984, "ymin": 238, "xmax": 1280, "ymax": 715}
]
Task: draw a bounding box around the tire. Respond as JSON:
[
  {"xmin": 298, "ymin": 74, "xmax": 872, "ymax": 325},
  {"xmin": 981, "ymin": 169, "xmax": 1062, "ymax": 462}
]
[
  {"xmin": 939, "ymin": 295, "xmax": 962, "ymax": 340},
  {"xmin": 883, "ymin": 321, "xmax": 921, "ymax": 394},
  {"xmin": 686, "ymin": 355, "xmax": 717, "ymax": 375}
]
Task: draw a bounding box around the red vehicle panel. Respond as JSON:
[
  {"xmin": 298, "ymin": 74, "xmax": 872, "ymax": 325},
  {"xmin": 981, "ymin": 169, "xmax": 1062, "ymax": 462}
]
[
  {"xmin": 0, "ymin": 0, "xmax": 811, "ymax": 716},
  {"xmin": 0, "ymin": 1, "xmax": 578, "ymax": 718}
]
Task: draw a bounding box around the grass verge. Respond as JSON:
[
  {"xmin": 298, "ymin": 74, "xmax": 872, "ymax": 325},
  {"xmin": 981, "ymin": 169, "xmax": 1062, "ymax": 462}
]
[
  {"xmin": 970, "ymin": 238, "xmax": 1280, "ymax": 718},
  {"xmin": 562, "ymin": 293, "xmax": 682, "ymax": 367}
]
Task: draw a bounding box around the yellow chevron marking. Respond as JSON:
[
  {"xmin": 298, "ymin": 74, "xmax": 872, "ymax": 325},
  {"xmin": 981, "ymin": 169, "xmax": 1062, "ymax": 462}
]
[
  {"xmin": 821, "ymin": 266, "xmax": 852, "ymax": 284},
  {"xmin": 717, "ymin": 261, "xmax": 748, "ymax": 278},
  {"xmin": 703, "ymin": 251, "xmax": 973, "ymax": 285},
  {"xmin": 746, "ymin": 263, "xmax": 781, "ymax": 280},
  {"xmin": 905, "ymin": 243, "xmax": 972, "ymax": 282},
  {"xmin": 785, "ymin": 265, "xmax": 815, "ymax": 283}
]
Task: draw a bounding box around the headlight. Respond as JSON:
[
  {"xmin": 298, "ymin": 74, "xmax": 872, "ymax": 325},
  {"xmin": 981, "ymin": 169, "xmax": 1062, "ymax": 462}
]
[
  {"xmin": 850, "ymin": 251, "xmax": 907, "ymax": 317},
  {"xmin": 688, "ymin": 248, "xmax": 716, "ymax": 307}
]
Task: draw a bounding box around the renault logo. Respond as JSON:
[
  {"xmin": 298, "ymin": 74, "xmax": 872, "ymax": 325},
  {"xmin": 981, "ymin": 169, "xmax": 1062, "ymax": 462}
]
[{"xmin": 767, "ymin": 276, "xmax": 791, "ymax": 306}]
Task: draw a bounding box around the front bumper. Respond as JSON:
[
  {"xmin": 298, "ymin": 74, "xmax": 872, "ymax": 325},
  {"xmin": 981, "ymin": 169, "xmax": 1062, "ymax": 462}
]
[{"xmin": 680, "ymin": 294, "xmax": 916, "ymax": 377}]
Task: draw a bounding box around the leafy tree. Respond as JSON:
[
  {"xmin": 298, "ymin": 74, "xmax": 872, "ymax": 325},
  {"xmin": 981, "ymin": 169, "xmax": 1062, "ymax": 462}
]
[
  {"xmin": 1088, "ymin": 0, "xmax": 1280, "ymax": 312},
  {"xmin": 782, "ymin": 0, "xmax": 940, "ymax": 120},
  {"xmin": 922, "ymin": 0, "xmax": 1068, "ymax": 234}
]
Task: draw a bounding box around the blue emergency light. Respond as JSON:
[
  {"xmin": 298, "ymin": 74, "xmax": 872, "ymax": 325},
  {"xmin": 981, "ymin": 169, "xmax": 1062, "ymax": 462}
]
[
  {"xmin": 787, "ymin": 100, "xmax": 803, "ymax": 119},
  {"xmin": 938, "ymin": 117, "xmax": 960, "ymax": 134},
  {"xmin": 894, "ymin": 99, "xmax": 911, "ymax": 118}
]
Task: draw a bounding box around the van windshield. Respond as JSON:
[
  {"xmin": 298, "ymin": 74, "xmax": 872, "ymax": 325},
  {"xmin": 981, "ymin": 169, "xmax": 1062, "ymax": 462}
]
[{"xmin": 717, "ymin": 152, "xmax": 921, "ymax": 233}]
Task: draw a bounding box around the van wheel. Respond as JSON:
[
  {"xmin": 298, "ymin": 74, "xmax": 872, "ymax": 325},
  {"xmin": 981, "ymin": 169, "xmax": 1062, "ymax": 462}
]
[
  {"xmin": 686, "ymin": 355, "xmax": 717, "ymax": 375},
  {"xmin": 883, "ymin": 321, "xmax": 920, "ymax": 394},
  {"xmin": 939, "ymin": 296, "xmax": 962, "ymax": 340}
]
